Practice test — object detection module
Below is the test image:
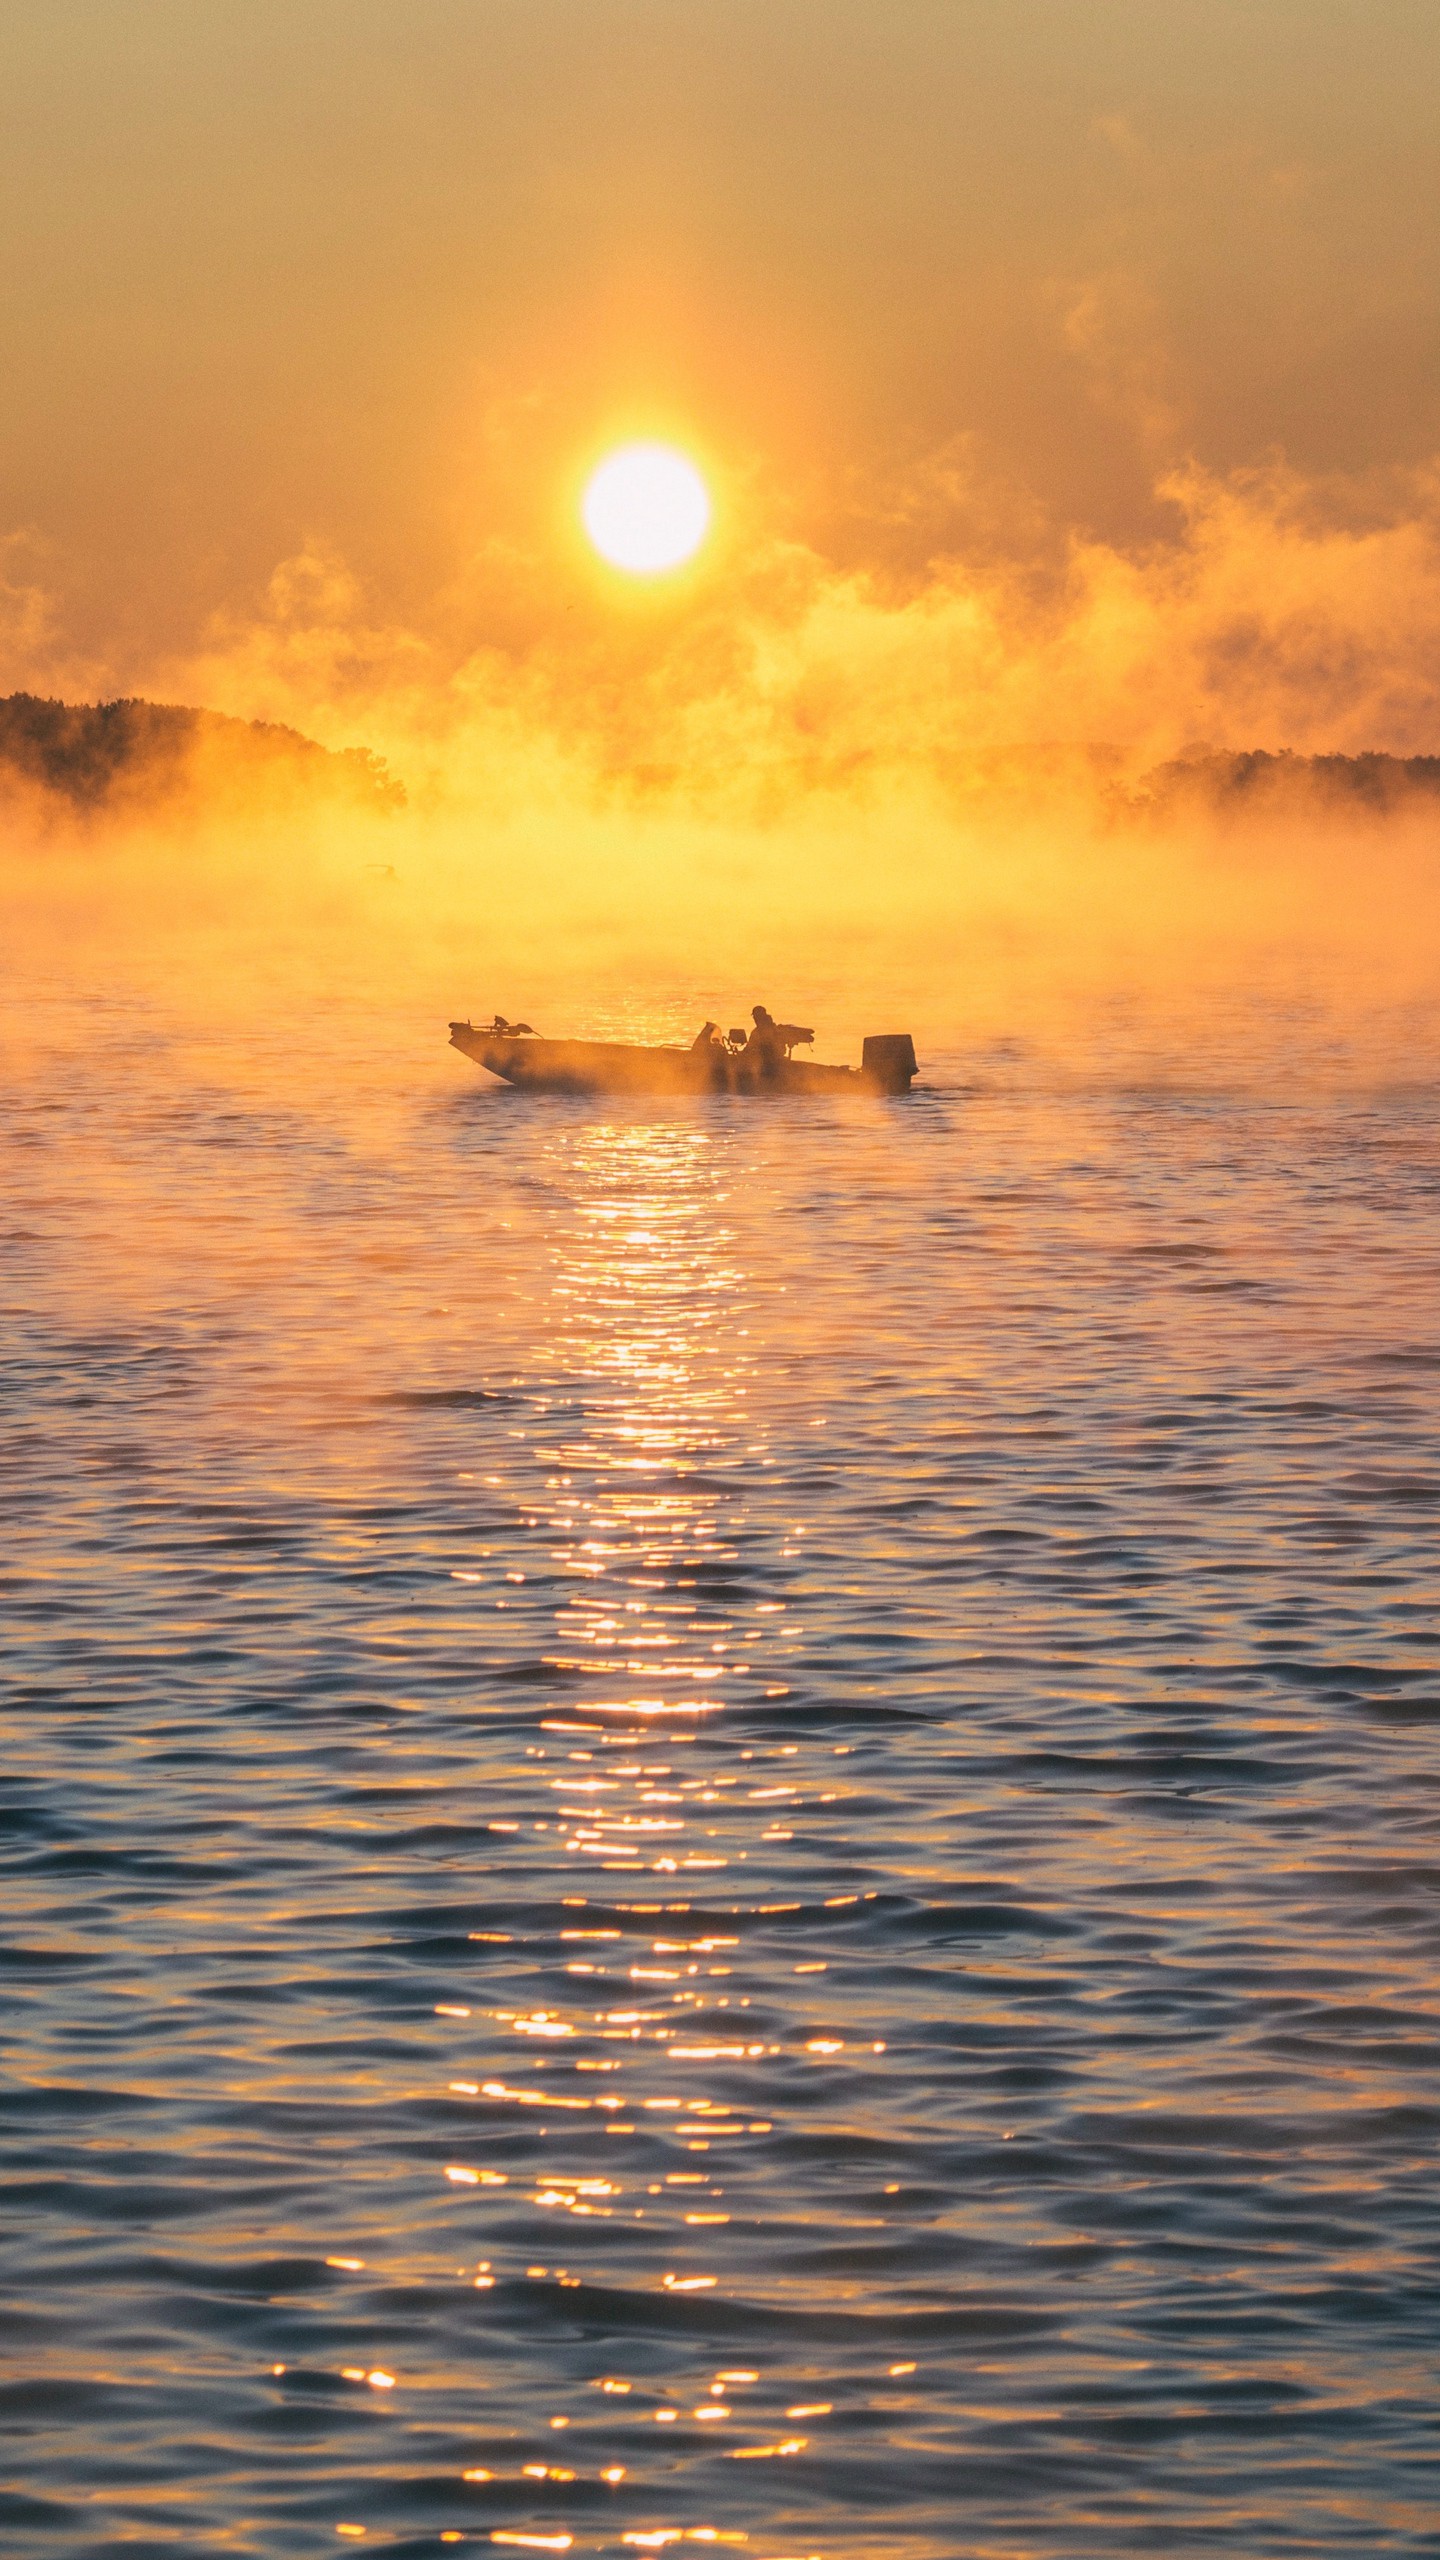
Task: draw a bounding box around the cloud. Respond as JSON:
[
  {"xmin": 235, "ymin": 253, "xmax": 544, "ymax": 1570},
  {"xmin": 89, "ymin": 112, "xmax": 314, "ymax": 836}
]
[
  {"xmin": 6, "ymin": 449, "xmax": 1440, "ymax": 1064},
  {"xmin": 1055, "ymin": 266, "xmax": 1185, "ymax": 459},
  {"xmin": 131, "ymin": 452, "xmax": 1440, "ymax": 823}
]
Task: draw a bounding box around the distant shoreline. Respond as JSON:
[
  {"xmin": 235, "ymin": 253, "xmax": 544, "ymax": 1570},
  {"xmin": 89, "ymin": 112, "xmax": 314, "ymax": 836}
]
[{"xmin": 0, "ymin": 692, "xmax": 404, "ymax": 821}]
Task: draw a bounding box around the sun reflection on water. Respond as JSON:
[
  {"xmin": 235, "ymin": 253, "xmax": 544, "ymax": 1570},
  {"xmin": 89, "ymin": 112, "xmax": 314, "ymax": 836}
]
[{"xmin": 412, "ymin": 1113, "xmax": 863, "ymax": 2550}]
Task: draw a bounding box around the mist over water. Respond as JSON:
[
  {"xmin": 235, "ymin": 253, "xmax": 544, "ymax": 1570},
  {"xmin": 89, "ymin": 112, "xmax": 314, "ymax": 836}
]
[{"xmin": 5, "ymin": 955, "xmax": 1440, "ymax": 2559}]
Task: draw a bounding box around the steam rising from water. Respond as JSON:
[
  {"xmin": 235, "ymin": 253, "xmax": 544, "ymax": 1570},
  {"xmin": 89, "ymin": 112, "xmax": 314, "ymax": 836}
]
[
  {"xmin": 4, "ymin": 455, "xmax": 1439, "ymax": 1063},
  {"xmin": 125, "ymin": 454, "xmax": 1440, "ymax": 773}
]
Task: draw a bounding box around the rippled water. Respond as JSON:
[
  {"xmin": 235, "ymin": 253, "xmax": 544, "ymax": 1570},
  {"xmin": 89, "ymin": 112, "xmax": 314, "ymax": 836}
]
[{"xmin": 5, "ymin": 989, "xmax": 1440, "ymax": 2558}]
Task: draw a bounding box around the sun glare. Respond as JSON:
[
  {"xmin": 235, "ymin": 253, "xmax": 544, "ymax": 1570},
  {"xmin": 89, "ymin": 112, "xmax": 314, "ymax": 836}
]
[{"xmin": 582, "ymin": 443, "xmax": 711, "ymax": 575}]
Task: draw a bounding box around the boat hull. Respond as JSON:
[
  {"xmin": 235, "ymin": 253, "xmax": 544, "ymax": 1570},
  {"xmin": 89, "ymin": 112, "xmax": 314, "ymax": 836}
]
[{"xmin": 447, "ymin": 1025, "xmax": 915, "ymax": 1097}]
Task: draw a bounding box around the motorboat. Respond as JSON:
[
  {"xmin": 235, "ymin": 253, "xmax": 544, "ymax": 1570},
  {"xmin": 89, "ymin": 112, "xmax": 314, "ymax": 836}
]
[{"xmin": 447, "ymin": 1017, "xmax": 918, "ymax": 1097}]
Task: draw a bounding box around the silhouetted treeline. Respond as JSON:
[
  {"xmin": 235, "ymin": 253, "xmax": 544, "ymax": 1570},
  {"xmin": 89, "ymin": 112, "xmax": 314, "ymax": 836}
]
[
  {"xmin": 0, "ymin": 694, "xmax": 404, "ymax": 818},
  {"xmin": 1127, "ymin": 749, "xmax": 1440, "ymax": 824}
]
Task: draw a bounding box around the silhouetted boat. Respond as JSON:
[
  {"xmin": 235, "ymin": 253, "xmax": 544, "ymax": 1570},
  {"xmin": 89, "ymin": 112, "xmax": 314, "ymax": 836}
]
[{"xmin": 447, "ymin": 1022, "xmax": 918, "ymax": 1097}]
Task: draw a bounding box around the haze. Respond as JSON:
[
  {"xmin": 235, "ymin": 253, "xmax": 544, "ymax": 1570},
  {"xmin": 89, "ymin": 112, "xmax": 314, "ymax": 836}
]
[{"xmin": 4, "ymin": 0, "xmax": 1440, "ymax": 1054}]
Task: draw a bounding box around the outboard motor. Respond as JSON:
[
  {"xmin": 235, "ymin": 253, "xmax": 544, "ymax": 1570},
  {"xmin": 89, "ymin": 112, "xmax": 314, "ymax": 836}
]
[{"xmin": 862, "ymin": 1033, "xmax": 918, "ymax": 1093}]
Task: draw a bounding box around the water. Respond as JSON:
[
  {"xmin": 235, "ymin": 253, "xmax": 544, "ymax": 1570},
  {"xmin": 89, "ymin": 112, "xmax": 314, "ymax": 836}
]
[{"xmin": 5, "ymin": 989, "xmax": 1440, "ymax": 2559}]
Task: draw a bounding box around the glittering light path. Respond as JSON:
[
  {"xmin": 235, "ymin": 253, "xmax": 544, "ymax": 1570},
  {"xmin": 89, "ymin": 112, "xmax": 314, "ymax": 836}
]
[{"xmin": 5, "ymin": 999, "xmax": 1440, "ymax": 2557}]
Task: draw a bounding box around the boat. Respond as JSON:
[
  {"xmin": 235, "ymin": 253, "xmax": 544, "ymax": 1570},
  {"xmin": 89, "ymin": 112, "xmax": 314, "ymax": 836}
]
[{"xmin": 447, "ymin": 1018, "xmax": 918, "ymax": 1098}]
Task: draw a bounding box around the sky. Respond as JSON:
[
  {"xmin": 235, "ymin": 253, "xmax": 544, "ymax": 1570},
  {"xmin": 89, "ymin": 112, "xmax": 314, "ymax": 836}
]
[{"xmin": 3, "ymin": 0, "xmax": 1440, "ymax": 772}]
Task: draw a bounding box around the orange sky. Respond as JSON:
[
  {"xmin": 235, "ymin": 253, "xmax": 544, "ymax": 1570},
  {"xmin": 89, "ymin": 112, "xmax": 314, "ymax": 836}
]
[
  {"xmin": 8, "ymin": 6, "xmax": 1440, "ymax": 1050},
  {"xmin": 3, "ymin": 0, "xmax": 1439, "ymax": 714}
]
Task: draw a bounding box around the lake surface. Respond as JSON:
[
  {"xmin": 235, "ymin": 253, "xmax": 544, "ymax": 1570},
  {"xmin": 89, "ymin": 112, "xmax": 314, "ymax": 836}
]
[{"xmin": 5, "ymin": 988, "xmax": 1440, "ymax": 2558}]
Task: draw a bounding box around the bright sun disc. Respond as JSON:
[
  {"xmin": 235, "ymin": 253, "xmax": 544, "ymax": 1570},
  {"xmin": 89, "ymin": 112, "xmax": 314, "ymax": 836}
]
[{"xmin": 582, "ymin": 443, "xmax": 711, "ymax": 575}]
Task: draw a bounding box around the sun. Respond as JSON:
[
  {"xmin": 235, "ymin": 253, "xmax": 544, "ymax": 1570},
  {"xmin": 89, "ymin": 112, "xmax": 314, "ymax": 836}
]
[{"xmin": 581, "ymin": 442, "xmax": 711, "ymax": 575}]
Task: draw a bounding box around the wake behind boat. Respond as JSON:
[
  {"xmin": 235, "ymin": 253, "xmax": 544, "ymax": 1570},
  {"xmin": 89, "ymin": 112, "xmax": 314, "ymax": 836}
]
[{"xmin": 448, "ymin": 1008, "xmax": 918, "ymax": 1098}]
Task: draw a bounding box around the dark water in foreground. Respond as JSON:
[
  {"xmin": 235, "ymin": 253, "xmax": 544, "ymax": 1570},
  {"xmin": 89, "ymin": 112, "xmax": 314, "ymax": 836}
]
[{"xmin": 5, "ymin": 994, "xmax": 1440, "ymax": 2559}]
